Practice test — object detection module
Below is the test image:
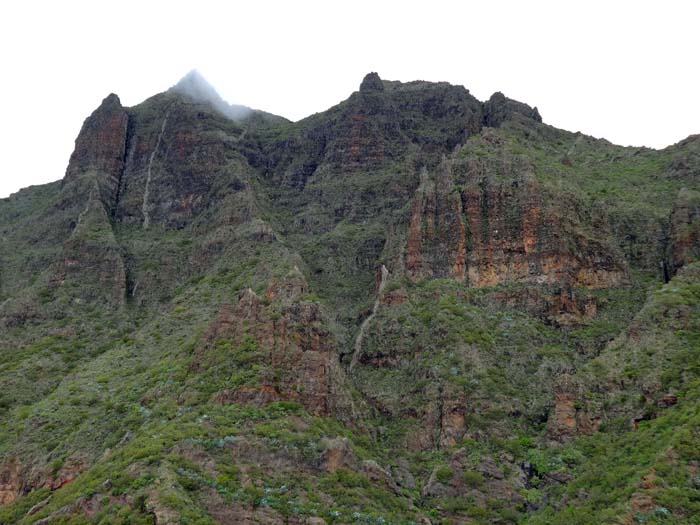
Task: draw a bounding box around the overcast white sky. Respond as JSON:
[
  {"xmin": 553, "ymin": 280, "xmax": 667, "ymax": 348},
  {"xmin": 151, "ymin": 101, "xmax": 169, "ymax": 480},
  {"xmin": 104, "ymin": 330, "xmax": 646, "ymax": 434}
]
[{"xmin": 1, "ymin": 0, "xmax": 699, "ymax": 198}]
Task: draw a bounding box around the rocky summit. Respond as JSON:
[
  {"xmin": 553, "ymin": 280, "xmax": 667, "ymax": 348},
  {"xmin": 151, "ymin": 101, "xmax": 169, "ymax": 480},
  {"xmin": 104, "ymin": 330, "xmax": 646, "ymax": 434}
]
[{"xmin": 0, "ymin": 71, "xmax": 699, "ymax": 525}]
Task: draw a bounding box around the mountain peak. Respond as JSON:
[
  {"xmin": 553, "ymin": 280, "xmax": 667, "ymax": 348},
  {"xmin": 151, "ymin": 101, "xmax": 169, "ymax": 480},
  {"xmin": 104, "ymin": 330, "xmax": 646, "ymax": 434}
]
[
  {"xmin": 169, "ymin": 69, "xmax": 251, "ymax": 120},
  {"xmin": 171, "ymin": 69, "xmax": 218, "ymax": 99},
  {"xmin": 101, "ymin": 93, "xmax": 122, "ymax": 107},
  {"xmin": 360, "ymin": 72, "xmax": 384, "ymax": 93}
]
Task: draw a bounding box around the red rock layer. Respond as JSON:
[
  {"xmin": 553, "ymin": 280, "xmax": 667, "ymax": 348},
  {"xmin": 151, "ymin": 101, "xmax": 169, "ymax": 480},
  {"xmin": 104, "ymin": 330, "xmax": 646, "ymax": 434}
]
[
  {"xmin": 406, "ymin": 156, "xmax": 627, "ymax": 296},
  {"xmin": 191, "ymin": 276, "xmax": 344, "ymax": 416}
]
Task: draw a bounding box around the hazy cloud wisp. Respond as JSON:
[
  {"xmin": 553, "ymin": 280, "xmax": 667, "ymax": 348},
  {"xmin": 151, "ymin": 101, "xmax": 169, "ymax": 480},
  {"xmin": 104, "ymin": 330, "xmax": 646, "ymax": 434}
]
[{"xmin": 170, "ymin": 70, "xmax": 252, "ymax": 121}]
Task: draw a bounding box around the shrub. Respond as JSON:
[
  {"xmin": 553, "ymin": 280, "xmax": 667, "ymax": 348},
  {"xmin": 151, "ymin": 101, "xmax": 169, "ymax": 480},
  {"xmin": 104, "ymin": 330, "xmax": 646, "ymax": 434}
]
[
  {"xmin": 435, "ymin": 466, "xmax": 454, "ymax": 484},
  {"xmin": 462, "ymin": 470, "xmax": 485, "ymax": 488}
]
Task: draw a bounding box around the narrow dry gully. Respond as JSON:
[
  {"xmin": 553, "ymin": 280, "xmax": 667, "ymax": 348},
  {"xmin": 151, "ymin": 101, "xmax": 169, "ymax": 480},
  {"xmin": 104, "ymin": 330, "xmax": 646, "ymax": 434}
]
[
  {"xmin": 142, "ymin": 112, "xmax": 169, "ymax": 229},
  {"xmin": 349, "ymin": 264, "xmax": 389, "ymax": 372}
]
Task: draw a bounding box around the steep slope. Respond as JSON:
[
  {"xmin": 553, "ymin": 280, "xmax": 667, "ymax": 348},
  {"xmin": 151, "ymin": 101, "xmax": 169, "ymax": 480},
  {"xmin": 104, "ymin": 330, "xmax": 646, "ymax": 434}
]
[
  {"xmin": 529, "ymin": 262, "xmax": 700, "ymax": 525},
  {"xmin": 0, "ymin": 71, "xmax": 699, "ymax": 525}
]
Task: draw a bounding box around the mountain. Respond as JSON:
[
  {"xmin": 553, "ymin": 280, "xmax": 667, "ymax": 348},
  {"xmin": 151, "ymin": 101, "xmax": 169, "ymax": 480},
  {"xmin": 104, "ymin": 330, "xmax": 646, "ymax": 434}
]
[{"xmin": 0, "ymin": 71, "xmax": 699, "ymax": 525}]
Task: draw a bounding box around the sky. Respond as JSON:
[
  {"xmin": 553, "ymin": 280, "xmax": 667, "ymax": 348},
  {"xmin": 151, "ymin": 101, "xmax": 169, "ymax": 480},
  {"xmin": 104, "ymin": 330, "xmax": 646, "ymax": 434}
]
[{"xmin": 1, "ymin": 0, "xmax": 699, "ymax": 198}]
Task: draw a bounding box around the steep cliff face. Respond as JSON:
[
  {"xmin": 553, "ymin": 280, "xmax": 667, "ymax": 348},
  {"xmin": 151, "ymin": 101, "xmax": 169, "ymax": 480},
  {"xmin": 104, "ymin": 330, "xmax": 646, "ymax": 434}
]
[
  {"xmin": 530, "ymin": 262, "xmax": 700, "ymax": 523},
  {"xmin": 63, "ymin": 93, "xmax": 129, "ymax": 210},
  {"xmin": 1, "ymin": 72, "xmax": 700, "ymax": 525},
  {"xmin": 48, "ymin": 94, "xmax": 131, "ymax": 309},
  {"xmin": 402, "ymin": 130, "xmax": 627, "ymax": 325},
  {"xmin": 191, "ymin": 274, "xmax": 353, "ymax": 417},
  {"xmin": 255, "ymin": 73, "xmax": 547, "ymax": 333},
  {"xmin": 667, "ymin": 188, "xmax": 700, "ymax": 277},
  {"xmin": 112, "ymin": 94, "xmax": 254, "ymax": 229},
  {"xmin": 0, "ymin": 457, "xmax": 22, "ymax": 506},
  {"xmin": 406, "ymin": 166, "xmax": 468, "ymax": 283},
  {"xmin": 546, "ymin": 373, "xmax": 601, "ymax": 440},
  {"xmin": 410, "ymin": 134, "xmax": 626, "ymax": 290},
  {"xmin": 543, "ymin": 202, "xmax": 700, "ymax": 441},
  {"xmin": 266, "ymin": 72, "xmax": 485, "ymax": 183},
  {"xmin": 1, "ymin": 95, "xmax": 132, "ymax": 325},
  {"xmin": 53, "ymin": 193, "xmax": 127, "ymax": 308}
]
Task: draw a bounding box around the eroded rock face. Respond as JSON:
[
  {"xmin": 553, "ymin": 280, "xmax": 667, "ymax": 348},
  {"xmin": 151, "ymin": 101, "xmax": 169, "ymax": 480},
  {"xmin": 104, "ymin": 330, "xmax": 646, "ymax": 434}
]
[
  {"xmin": 266, "ymin": 74, "xmax": 485, "ymax": 187},
  {"xmin": 52, "ymin": 194, "xmax": 126, "ymax": 308},
  {"xmin": 362, "ymin": 460, "xmax": 399, "ymax": 492},
  {"xmin": 406, "ymin": 167, "xmax": 467, "ymax": 282},
  {"xmin": 63, "ymin": 93, "xmax": 129, "ymax": 210},
  {"xmin": 547, "ymin": 374, "xmax": 600, "ymax": 441},
  {"xmin": 360, "ymin": 72, "xmax": 385, "ymax": 93},
  {"xmin": 483, "ymin": 91, "xmax": 542, "ymax": 127},
  {"xmin": 488, "ymin": 284, "xmax": 599, "ymax": 326},
  {"xmin": 422, "ymin": 448, "xmax": 525, "ymax": 507},
  {"xmin": 667, "ymin": 188, "xmax": 700, "ymax": 276},
  {"xmin": 46, "ymin": 455, "xmax": 89, "ymax": 491},
  {"xmin": 319, "ymin": 437, "xmax": 359, "ymax": 473},
  {"xmin": 405, "ymin": 152, "xmax": 627, "ymax": 304},
  {"xmin": 0, "ymin": 457, "xmax": 23, "ymax": 506},
  {"xmin": 0, "ymin": 454, "xmax": 90, "ymax": 509},
  {"xmin": 192, "ymin": 277, "xmax": 349, "ymax": 416},
  {"xmin": 391, "ymin": 458, "xmax": 416, "ymax": 490},
  {"xmin": 114, "ymin": 96, "xmax": 250, "ymax": 229},
  {"xmin": 5, "ymin": 72, "xmax": 699, "ymax": 522}
]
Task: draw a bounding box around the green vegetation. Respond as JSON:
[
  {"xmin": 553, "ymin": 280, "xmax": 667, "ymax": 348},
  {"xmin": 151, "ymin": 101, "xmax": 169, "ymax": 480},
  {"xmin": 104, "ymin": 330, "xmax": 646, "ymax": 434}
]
[{"xmin": 0, "ymin": 75, "xmax": 699, "ymax": 524}]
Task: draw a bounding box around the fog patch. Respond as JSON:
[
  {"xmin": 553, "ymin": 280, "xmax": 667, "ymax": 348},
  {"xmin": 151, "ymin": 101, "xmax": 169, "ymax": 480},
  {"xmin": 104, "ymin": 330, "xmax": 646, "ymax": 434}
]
[{"xmin": 170, "ymin": 70, "xmax": 252, "ymax": 120}]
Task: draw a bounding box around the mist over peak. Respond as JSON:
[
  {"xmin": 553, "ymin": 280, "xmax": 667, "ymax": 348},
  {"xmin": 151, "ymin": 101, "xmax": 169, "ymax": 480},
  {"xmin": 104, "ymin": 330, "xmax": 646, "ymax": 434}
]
[{"xmin": 170, "ymin": 69, "xmax": 252, "ymax": 121}]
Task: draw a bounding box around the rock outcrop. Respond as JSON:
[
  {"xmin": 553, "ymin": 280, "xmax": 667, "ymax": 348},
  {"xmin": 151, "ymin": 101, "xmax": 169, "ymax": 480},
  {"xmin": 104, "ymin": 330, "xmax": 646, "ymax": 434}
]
[
  {"xmin": 52, "ymin": 192, "xmax": 127, "ymax": 308},
  {"xmin": 113, "ymin": 96, "xmax": 247, "ymax": 229},
  {"xmin": 63, "ymin": 93, "xmax": 129, "ymax": 210},
  {"xmin": 547, "ymin": 374, "xmax": 601, "ymax": 441},
  {"xmin": 266, "ymin": 72, "xmax": 485, "ymax": 185},
  {"xmin": 667, "ymin": 188, "xmax": 700, "ymax": 276},
  {"xmin": 422, "ymin": 448, "xmax": 525, "ymax": 507},
  {"xmin": 404, "ymin": 147, "xmax": 627, "ymax": 316},
  {"xmin": 406, "ymin": 166, "xmax": 468, "ymax": 283},
  {"xmin": 359, "ymin": 72, "xmax": 385, "ymax": 93},
  {"xmin": 483, "ymin": 91, "xmax": 542, "ymax": 127},
  {"xmin": 192, "ymin": 277, "xmax": 350, "ymax": 417},
  {"xmin": 0, "ymin": 457, "xmax": 23, "ymax": 506}
]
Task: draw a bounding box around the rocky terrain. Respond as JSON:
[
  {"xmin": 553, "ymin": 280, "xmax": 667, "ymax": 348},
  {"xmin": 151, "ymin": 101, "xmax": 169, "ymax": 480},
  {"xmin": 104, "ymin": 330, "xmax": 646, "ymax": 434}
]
[{"xmin": 0, "ymin": 71, "xmax": 698, "ymax": 524}]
